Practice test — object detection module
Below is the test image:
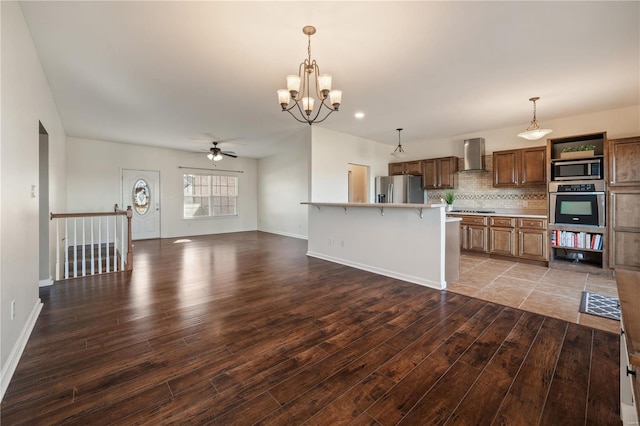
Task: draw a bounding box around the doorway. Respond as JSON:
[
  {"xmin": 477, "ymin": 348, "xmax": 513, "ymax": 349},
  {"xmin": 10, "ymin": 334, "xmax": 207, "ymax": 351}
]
[
  {"xmin": 39, "ymin": 122, "xmax": 51, "ymax": 286},
  {"xmin": 122, "ymin": 169, "xmax": 161, "ymax": 240},
  {"xmin": 348, "ymin": 163, "xmax": 369, "ymax": 203}
]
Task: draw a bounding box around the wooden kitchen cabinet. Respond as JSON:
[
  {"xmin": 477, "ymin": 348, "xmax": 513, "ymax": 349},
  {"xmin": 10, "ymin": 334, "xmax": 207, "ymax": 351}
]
[
  {"xmin": 460, "ymin": 216, "xmax": 488, "ymax": 253},
  {"xmin": 518, "ymin": 218, "xmax": 547, "ymax": 261},
  {"xmin": 493, "ymin": 146, "xmax": 546, "ymax": 188},
  {"xmin": 609, "ymin": 136, "xmax": 640, "ymax": 186},
  {"xmin": 423, "ymin": 156, "xmax": 458, "ymax": 189},
  {"xmin": 608, "ymin": 136, "xmax": 640, "ymax": 271},
  {"xmin": 388, "ymin": 162, "xmax": 404, "ymax": 175},
  {"xmin": 454, "ymin": 214, "xmax": 548, "ymax": 262},
  {"xmin": 388, "ymin": 160, "xmax": 423, "ymax": 176},
  {"xmin": 609, "ymin": 191, "xmax": 640, "ymax": 271},
  {"xmin": 489, "ymin": 217, "xmax": 516, "ymax": 256}
]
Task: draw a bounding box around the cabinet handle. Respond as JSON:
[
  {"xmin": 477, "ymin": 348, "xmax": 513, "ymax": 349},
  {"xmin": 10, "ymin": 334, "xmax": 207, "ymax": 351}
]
[{"xmin": 627, "ymin": 367, "xmax": 637, "ymax": 377}]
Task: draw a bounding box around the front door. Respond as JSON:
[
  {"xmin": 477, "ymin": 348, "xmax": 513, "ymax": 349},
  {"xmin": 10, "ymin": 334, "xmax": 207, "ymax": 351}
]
[{"xmin": 122, "ymin": 169, "xmax": 160, "ymax": 240}]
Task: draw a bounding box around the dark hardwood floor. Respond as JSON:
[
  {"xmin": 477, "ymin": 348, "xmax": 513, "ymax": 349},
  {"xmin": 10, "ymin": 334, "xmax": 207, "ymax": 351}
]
[{"xmin": 1, "ymin": 231, "xmax": 620, "ymax": 425}]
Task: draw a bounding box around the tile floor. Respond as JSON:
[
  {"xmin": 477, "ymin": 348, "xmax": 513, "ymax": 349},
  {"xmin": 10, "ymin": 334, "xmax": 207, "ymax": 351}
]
[{"xmin": 447, "ymin": 254, "xmax": 620, "ymax": 334}]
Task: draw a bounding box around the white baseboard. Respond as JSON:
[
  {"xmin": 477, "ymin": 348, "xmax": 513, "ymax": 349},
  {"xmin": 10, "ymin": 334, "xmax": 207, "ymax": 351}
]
[
  {"xmin": 1, "ymin": 298, "xmax": 43, "ymax": 401},
  {"xmin": 39, "ymin": 277, "xmax": 53, "ymax": 287},
  {"xmin": 622, "ymin": 402, "xmax": 639, "ymax": 425},
  {"xmin": 259, "ymin": 229, "xmax": 308, "ymax": 240}
]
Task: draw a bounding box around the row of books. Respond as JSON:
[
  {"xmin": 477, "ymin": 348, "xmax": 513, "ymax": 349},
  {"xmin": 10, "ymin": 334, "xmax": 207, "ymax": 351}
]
[{"xmin": 550, "ymin": 230, "xmax": 603, "ymax": 250}]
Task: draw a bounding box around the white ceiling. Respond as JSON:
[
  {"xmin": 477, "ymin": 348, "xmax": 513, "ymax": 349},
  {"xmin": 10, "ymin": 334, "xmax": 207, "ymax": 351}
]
[{"xmin": 20, "ymin": 1, "xmax": 640, "ymax": 158}]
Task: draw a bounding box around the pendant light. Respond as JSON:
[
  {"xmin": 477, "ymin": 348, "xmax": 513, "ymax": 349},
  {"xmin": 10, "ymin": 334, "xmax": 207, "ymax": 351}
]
[
  {"xmin": 517, "ymin": 97, "xmax": 553, "ymax": 140},
  {"xmin": 391, "ymin": 128, "xmax": 407, "ymax": 158}
]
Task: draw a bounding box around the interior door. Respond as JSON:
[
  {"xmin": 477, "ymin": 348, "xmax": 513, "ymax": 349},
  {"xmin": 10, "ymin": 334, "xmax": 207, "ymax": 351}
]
[{"xmin": 122, "ymin": 169, "xmax": 160, "ymax": 240}]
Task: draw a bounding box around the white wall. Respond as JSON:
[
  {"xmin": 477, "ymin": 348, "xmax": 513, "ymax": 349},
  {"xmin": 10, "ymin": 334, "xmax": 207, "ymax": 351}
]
[
  {"xmin": 1, "ymin": 2, "xmax": 67, "ymax": 398},
  {"xmin": 397, "ymin": 105, "xmax": 640, "ymax": 161},
  {"xmin": 257, "ymin": 128, "xmax": 310, "ymax": 239},
  {"xmin": 66, "ymin": 137, "xmax": 258, "ymax": 238},
  {"xmin": 310, "ymin": 127, "xmax": 390, "ymax": 202}
]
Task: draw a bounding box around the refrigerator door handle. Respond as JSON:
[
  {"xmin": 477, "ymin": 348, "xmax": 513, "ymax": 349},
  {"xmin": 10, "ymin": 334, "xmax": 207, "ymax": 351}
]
[{"xmin": 389, "ymin": 183, "xmax": 393, "ymax": 203}]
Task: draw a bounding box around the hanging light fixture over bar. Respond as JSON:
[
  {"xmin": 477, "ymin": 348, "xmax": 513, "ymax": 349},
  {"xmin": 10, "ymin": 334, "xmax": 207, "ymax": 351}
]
[
  {"xmin": 277, "ymin": 26, "xmax": 342, "ymax": 125},
  {"xmin": 391, "ymin": 128, "xmax": 407, "ymax": 158},
  {"xmin": 517, "ymin": 97, "xmax": 553, "ymax": 140}
]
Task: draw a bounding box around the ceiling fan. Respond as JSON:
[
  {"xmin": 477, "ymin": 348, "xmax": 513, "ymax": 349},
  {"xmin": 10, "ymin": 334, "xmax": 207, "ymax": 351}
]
[{"xmin": 205, "ymin": 142, "xmax": 237, "ymax": 161}]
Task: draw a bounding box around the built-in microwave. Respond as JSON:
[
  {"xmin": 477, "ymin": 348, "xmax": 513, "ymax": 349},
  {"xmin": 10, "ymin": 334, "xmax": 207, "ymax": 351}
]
[
  {"xmin": 549, "ymin": 181, "xmax": 605, "ymax": 227},
  {"xmin": 551, "ymin": 157, "xmax": 603, "ymax": 181}
]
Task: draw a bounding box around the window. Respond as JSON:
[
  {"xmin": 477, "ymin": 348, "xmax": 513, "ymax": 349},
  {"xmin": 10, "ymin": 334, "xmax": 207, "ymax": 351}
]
[{"xmin": 183, "ymin": 174, "xmax": 238, "ymax": 217}]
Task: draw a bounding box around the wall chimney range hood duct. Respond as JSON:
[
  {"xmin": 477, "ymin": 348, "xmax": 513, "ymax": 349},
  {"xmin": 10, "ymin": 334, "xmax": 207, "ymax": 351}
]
[{"xmin": 462, "ymin": 138, "xmax": 487, "ymax": 172}]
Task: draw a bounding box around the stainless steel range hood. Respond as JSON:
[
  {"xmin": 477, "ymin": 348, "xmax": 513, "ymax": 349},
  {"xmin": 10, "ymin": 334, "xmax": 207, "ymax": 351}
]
[{"xmin": 462, "ymin": 138, "xmax": 486, "ymax": 172}]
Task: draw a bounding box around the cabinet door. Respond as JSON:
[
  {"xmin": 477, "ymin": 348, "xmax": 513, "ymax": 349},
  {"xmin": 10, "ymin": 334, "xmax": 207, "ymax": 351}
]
[
  {"xmin": 610, "ymin": 191, "xmax": 640, "ymax": 270},
  {"xmin": 438, "ymin": 157, "xmax": 457, "ymax": 189},
  {"xmin": 519, "ymin": 229, "xmax": 547, "ymax": 260},
  {"xmin": 460, "ymin": 224, "xmax": 468, "ymax": 250},
  {"xmin": 389, "ymin": 163, "xmax": 404, "ymax": 176},
  {"xmin": 404, "ymin": 160, "xmax": 423, "ymax": 176},
  {"xmin": 490, "ymin": 227, "xmax": 516, "ymax": 256},
  {"xmin": 423, "ymin": 159, "xmax": 437, "ymax": 189},
  {"xmin": 467, "ymin": 225, "xmax": 488, "ymax": 252},
  {"xmin": 520, "ymin": 146, "xmax": 547, "ymax": 186},
  {"xmin": 493, "ymin": 150, "xmax": 519, "ymax": 187},
  {"xmin": 609, "ymin": 137, "xmax": 640, "ymax": 186}
]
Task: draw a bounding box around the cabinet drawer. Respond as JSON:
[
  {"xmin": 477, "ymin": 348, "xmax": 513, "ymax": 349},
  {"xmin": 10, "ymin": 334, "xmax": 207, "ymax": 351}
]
[
  {"xmin": 490, "ymin": 217, "xmax": 515, "ymax": 228},
  {"xmin": 518, "ymin": 218, "xmax": 547, "ymax": 230},
  {"xmin": 460, "ymin": 216, "xmax": 487, "ymax": 226}
]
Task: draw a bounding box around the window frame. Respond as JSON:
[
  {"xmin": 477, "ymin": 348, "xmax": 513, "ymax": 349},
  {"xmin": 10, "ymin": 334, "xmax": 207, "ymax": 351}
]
[{"xmin": 183, "ymin": 173, "xmax": 239, "ymax": 219}]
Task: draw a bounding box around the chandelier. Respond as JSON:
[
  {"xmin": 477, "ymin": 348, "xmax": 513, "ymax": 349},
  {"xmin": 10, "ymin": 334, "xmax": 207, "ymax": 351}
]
[
  {"xmin": 517, "ymin": 97, "xmax": 553, "ymax": 140},
  {"xmin": 277, "ymin": 26, "xmax": 342, "ymax": 125},
  {"xmin": 391, "ymin": 128, "xmax": 407, "ymax": 158}
]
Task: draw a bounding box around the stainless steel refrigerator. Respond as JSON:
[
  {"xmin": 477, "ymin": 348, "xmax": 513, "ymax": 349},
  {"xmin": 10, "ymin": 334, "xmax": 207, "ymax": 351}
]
[{"xmin": 375, "ymin": 175, "xmax": 424, "ymax": 203}]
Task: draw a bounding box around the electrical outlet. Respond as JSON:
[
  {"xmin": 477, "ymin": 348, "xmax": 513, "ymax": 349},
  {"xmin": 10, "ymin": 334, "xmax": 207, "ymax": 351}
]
[
  {"xmin": 340, "ymin": 240, "xmax": 345, "ymax": 248},
  {"xmin": 329, "ymin": 238, "xmax": 334, "ymax": 246},
  {"xmin": 11, "ymin": 300, "xmax": 15, "ymax": 320}
]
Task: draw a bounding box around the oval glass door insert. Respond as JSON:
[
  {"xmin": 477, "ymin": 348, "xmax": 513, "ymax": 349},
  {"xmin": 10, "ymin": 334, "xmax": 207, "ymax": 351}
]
[{"xmin": 133, "ymin": 179, "xmax": 151, "ymax": 214}]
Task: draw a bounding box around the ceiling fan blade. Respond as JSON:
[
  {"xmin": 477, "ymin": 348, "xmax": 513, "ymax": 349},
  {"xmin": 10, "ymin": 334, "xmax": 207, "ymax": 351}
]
[{"xmin": 222, "ymin": 152, "xmax": 238, "ymax": 158}]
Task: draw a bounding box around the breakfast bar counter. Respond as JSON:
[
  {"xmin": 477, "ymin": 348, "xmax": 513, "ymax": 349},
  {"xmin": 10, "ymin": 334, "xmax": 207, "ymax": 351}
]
[{"xmin": 302, "ymin": 202, "xmax": 448, "ymax": 289}]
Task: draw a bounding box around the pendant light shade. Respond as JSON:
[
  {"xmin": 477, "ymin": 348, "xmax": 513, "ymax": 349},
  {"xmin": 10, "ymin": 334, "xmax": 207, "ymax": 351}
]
[{"xmin": 517, "ymin": 97, "xmax": 552, "ymax": 140}]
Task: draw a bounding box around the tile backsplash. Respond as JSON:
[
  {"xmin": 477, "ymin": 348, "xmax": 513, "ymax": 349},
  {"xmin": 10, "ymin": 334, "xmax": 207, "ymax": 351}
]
[{"xmin": 426, "ymin": 156, "xmax": 548, "ymax": 210}]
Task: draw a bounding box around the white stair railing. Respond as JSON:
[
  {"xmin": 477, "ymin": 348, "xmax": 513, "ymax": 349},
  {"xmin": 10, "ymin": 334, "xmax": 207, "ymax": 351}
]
[{"xmin": 51, "ymin": 205, "xmax": 133, "ymax": 281}]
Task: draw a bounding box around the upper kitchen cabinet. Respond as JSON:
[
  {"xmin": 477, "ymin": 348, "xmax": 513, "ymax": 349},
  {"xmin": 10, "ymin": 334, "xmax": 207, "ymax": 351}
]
[
  {"xmin": 609, "ymin": 136, "xmax": 640, "ymax": 187},
  {"xmin": 388, "ymin": 160, "xmax": 423, "ymax": 176},
  {"xmin": 423, "ymin": 156, "xmax": 458, "ymax": 189},
  {"xmin": 493, "ymin": 146, "xmax": 547, "ymax": 187}
]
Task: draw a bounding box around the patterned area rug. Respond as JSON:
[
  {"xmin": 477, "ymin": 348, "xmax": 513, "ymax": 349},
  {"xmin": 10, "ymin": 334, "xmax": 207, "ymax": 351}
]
[{"xmin": 579, "ymin": 291, "xmax": 620, "ymax": 321}]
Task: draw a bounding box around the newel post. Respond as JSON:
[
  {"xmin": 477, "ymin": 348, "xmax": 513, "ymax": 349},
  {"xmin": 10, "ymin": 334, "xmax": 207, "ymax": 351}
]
[{"xmin": 126, "ymin": 206, "xmax": 133, "ymax": 271}]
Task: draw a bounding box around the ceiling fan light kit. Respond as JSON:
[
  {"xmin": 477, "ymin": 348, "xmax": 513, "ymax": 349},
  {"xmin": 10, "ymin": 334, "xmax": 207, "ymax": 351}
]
[
  {"xmin": 205, "ymin": 142, "xmax": 236, "ymax": 162},
  {"xmin": 277, "ymin": 26, "xmax": 342, "ymax": 125},
  {"xmin": 517, "ymin": 97, "xmax": 553, "ymax": 140}
]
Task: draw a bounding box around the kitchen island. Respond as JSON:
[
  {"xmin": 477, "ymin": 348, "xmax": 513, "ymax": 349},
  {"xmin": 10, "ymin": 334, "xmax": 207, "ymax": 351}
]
[{"xmin": 302, "ymin": 202, "xmax": 449, "ymax": 289}]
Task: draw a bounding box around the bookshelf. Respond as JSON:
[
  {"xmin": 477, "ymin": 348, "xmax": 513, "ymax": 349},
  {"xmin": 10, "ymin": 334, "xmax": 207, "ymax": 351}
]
[{"xmin": 549, "ymin": 224, "xmax": 607, "ymax": 272}]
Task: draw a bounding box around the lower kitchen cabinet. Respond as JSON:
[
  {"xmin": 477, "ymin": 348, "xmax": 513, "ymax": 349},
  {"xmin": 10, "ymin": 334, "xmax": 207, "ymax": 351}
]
[
  {"xmin": 458, "ymin": 215, "xmax": 547, "ymax": 262},
  {"xmin": 489, "ymin": 217, "xmax": 516, "ymax": 256},
  {"xmin": 460, "ymin": 216, "xmax": 488, "ymax": 253}
]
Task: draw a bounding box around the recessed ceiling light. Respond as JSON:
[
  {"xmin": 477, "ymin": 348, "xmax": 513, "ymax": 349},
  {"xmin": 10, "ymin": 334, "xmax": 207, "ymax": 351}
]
[{"xmin": 354, "ymin": 112, "xmax": 365, "ymax": 119}]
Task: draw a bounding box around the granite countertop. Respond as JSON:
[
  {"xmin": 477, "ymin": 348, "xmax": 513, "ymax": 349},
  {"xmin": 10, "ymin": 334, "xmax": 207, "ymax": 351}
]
[{"xmin": 447, "ymin": 208, "xmax": 547, "ymax": 219}]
